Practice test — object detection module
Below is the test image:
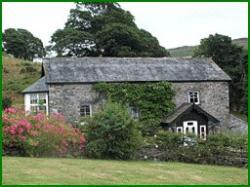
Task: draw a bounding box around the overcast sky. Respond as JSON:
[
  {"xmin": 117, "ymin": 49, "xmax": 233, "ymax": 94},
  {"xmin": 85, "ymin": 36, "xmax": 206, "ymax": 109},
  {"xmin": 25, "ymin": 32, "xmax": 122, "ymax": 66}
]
[{"xmin": 2, "ymin": 2, "xmax": 248, "ymax": 49}]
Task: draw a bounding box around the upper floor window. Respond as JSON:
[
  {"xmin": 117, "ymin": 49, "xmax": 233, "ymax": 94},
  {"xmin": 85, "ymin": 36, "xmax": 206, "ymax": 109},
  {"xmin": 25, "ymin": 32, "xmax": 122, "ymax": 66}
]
[
  {"xmin": 188, "ymin": 91, "xmax": 200, "ymax": 104},
  {"xmin": 129, "ymin": 106, "xmax": 140, "ymax": 119},
  {"xmin": 30, "ymin": 93, "xmax": 47, "ymax": 114},
  {"xmin": 80, "ymin": 104, "xmax": 92, "ymax": 117}
]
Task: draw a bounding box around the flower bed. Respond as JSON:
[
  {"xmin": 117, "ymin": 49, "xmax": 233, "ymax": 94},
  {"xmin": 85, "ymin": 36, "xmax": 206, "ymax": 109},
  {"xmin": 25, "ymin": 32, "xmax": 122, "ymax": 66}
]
[{"xmin": 3, "ymin": 107, "xmax": 85, "ymax": 157}]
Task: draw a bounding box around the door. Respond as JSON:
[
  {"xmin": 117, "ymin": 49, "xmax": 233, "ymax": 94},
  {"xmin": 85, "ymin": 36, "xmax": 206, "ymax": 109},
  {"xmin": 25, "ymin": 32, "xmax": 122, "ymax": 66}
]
[{"xmin": 183, "ymin": 121, "xmax": 198, "ymax": 135}]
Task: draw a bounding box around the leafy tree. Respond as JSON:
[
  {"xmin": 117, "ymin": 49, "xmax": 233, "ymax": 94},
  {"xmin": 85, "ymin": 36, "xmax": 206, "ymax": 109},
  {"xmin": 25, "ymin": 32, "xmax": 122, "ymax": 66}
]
[
  {"xmin": 194, "ymin": 34, "xmax": 247, "ymax": 114},
  {"xmin": 84, "ymin": 101, "xmax": 141, "ymax": 160},
  {"xmin": 3, "ymin": 28, "xmax": 45, "ymax": 60},
  {"xmin": 49, "ymin": 3, "xmax": 169, "ymax": 57},
  {"xmin": 50, "ymin": 27, "xmax": 97, "ymax": 57}
]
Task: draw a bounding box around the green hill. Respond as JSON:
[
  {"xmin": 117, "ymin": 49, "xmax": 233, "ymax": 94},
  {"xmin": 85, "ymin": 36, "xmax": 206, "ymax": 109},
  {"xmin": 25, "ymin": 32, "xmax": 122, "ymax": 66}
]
[
  {"xmin": 2, "ymin": 55, "xmax": 41, "ymax": 107},
  {"xmin": 169, "ymin": 38, "xmax": 248, "ymax": 57},
  {"xmin": 232, "ymin": 38, "xmax": 248, "ymax": 50}
]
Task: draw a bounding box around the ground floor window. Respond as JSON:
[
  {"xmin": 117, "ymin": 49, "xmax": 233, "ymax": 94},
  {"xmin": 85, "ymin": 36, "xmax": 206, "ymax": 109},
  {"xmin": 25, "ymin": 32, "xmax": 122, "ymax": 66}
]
[
  {"xmin": 176, "ymin": 126, "xmax": 183, "ymax": 133},
  {"xmin": 199, "ymin": 125, "xmax": 207, "ymax": 140},
  {"xmin": 80, "ymin": 104, "xmax": 92, "ymax": 117},
  {"xmin": 25, "ymin": 92, "xmax": 48, "ymax": 114},
  {"xmin": 176, "ymin": 121, "xmax": 207, "ymax": 140}
]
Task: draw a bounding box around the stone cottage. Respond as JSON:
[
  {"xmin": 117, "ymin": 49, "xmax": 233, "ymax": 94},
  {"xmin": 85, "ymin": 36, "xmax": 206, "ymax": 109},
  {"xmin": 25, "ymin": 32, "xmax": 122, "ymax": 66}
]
[{"xmin": 23, "ymin": 57, "xmax": 247, "ymax": 139}]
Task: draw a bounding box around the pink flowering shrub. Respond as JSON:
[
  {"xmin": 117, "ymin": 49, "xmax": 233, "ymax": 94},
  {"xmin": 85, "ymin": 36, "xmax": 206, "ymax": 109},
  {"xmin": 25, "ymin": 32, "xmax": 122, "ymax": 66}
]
[{"xmin": 3, "ymin": 107, "xmax": 85, "ymax": 157}]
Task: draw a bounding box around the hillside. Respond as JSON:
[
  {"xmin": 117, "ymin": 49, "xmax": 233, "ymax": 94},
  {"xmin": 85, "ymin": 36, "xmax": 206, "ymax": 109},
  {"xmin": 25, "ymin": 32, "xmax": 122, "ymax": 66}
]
[
  {"xmin": 232, "ymin": 38, "xmax": 248, "ymax": 49},
  {"xmin": 2, "ymin": 55, "xmax": 41, "ymax": 107},
  {"xmin": 169, "ymin": 38, "xmax": 248, "ymax": 57}
]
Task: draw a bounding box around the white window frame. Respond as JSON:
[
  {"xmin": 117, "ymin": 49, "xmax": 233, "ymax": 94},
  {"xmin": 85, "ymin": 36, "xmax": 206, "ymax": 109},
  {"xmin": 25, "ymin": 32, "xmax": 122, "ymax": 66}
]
[
  {"xmin": 176, "ymin": 126, "xmax": 183, "ymax": 133},
  {"xmin": 80, "ymin": 104, "xmax": 92, "ymax": 117},
  {"xmin": 188, "ymin": 91, "xmax": 200, "ymax": 105},
  {"xmin": 25, "ymin": 92, "xmax": 49, "ymax": 115},
  {"xmin": 183, "ymin": 120, "xmax": 198, "ymax": 135},
  {"xmin": 199, "ymin": 125, "xmax": 207, "ymax": 140}
]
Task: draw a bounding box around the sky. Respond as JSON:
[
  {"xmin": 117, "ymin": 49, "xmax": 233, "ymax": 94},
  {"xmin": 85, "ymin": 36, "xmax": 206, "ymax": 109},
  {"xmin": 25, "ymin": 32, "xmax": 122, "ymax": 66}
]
[{"xmin": 2, "ymin": 2, "xmax": 248, "ymax": 49}]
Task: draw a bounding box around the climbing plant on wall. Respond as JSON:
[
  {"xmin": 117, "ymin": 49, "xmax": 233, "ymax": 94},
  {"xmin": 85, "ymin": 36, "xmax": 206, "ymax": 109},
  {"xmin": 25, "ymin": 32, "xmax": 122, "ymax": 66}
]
[{"xmin": 93, "ymin": 82, "xmax": 175, "ymax": 135}]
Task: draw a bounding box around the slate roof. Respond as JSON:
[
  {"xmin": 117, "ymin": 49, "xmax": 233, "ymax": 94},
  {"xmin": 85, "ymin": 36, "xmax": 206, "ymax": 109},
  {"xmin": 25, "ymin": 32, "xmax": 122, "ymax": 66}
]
[
  {"xmin": 22, "ymin": 77, "xmax": 48, "ymax": 93},
  {"xmin": 43, "ymin": 57, "xmax": 231, "ymax": 83},
  {"xmin": 163, "ymin": 103, "xmax": 220, "ymax": 124}
]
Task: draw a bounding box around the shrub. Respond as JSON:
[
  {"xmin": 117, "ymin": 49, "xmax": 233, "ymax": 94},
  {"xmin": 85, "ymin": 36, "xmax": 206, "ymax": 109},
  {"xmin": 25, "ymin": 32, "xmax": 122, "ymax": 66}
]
[
  {"xmin": 2, "ymin": 97, "xmax": 12, "ymax": 109},
  {"xmin": 155, "ymin": 130, "xmax": 183, "ymax": 149},
  {"xmin": 3, "ymin": 107, "xmax": 85, "ymax": 157},
  {"xmin": 20, "ymin": 66, "xmax": 37, "ymax": 74},
  {"xmin": 83, "ymin": 101, "xmax": 141, "ymax": 160},
  {"xmin": 140, "ymin": 130, "xmax": 248, "ymax": 166}
]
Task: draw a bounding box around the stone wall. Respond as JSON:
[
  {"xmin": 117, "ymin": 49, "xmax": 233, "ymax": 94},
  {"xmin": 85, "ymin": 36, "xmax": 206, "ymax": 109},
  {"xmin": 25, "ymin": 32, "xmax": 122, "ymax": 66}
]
[
  {"xmin": 48, "ymin": 84, "xmax": 105, "ymax": 123},
  {"xmin": 135, "ymin": 144, "xmax": 248, "ymax": 167},
  {"xmin": 222, "ymin": 114, "xmax": 248, "ymax": 134},
  {"xmin": 172, "ymin": 82, "xmax": 230, "ymax": 125},
  {"xmin": 48, "ymin": 81, "xmax": 230, "ymax": 127}
]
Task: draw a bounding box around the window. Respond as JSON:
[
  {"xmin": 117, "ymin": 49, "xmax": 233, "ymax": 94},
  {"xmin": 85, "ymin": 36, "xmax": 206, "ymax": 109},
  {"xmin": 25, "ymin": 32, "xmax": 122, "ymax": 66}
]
[
  {"xmin": 30, "ymin": 93, "xmax": 48, "ymax": 114},
  {"xmin": 80, "ymin": 104, "xmax": 92, "ymax": 117},
  {"xmin": 30, "ymin": 94, "xmax": 38, "ymax": 104},
  {"xmin": 188, "ymin": 91, "xmax": 200, "ymax": 104},
  {"xmin": 200, "ymin": 125, "xmax": 207, "ymax": 140},
  {"xmin": 176, "ymin": 126, "xmax": 183, "ymax": 133},
  {"xmin": 129, "ymin": 106, "xmax": 140, "ymax": 119}
]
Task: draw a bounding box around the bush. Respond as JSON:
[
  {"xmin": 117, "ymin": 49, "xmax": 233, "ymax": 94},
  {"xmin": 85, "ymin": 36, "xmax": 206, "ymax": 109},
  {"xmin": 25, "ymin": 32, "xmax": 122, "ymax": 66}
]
[
  {"xmin": 3, "ymin": 97, "xmax": 12, "ymax": 109},
  {"xmin": 20, "ymin": 66, "xmax": 37, "ymax": 74},
  {"xmin": 3, "ymin": 107, "xmax": 85, "ymax": 157},
  {"xmin": 83, "ymin": 101, "xmax": 141, "ymax": 160},
  {"xmin": 139, "ymin": 131, "xmax": 248, "ymax": 166}
]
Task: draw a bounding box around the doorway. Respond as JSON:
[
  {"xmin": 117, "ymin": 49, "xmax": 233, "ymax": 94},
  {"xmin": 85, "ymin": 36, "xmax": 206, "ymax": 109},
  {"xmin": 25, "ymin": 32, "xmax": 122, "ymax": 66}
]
[{"xmin": 183, "ymin": 121, "xmax": 198, "ymax": 135}]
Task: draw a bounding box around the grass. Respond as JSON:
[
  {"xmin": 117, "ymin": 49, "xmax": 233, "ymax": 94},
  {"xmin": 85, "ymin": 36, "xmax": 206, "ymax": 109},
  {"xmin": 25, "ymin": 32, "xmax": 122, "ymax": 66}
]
[
  {"xmin": 3, "ymin": 55, "xmax": 41, "ymax": 107},
  {"xmin": 2, "ymin": 156, "xmax": 248, "ymax": 185}
]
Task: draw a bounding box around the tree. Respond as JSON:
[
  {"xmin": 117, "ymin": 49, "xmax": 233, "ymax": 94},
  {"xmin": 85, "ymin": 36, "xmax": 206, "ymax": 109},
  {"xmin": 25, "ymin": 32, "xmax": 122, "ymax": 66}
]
[
  {"xmin": 3, "ymin": 28, "xmax": 45, "ymax": 60},
  {"xmin": 50, "ymin": 27, "xmax": 97, "ymax": 57},
  {"xmin": 194, "ymin": 34, "xmax": 247, "ymax": 114},
  {"xmin": 49, "ymin": 3, "xmax": 169, "ymax": 57}
]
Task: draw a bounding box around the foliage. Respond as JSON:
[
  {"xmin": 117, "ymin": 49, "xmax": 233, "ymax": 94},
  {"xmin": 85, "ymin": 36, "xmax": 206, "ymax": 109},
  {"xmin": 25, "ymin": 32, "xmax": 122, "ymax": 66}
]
[
  {"xmin": 3, "ymin": 28, "xmax": 45, "ymax": 60},
  {"xmin": 20, "ymin": 64, "xmax": 37, "ymax": 74},
  {"xmin": 149, "ymin": 130, "xmax": 248, "ymax": 166},
  {"xmin": 3, "ymin": 97, "xmax": 12, "ymax": 109},
  {"xmin": 93, "ymin": 82, "xmax": 175, "ymax": 135},
  {"xmin": 49, "ymin": 27, "xmax": 97, "ymax": 57},
  {"xmin": 83, "ymin": 101, "xmax": 141, "ymax": 160},
  {"xmin": 194, "ymin": 33, "xmax": 247, "ymax": 115},
  {"xmin": 169, "ymin": 38, "xmax": 247, "ymax": 58},
  {"xmin": 49, "ymin": 3, "xmax": 169, "ymax": 57},
  {"xmin": 2, "ymin": 55, "xmax": 41, "ymax": 105},
  {"xmin": 3, "ymin": 107, "xmax": 85, "ymax": 157}
]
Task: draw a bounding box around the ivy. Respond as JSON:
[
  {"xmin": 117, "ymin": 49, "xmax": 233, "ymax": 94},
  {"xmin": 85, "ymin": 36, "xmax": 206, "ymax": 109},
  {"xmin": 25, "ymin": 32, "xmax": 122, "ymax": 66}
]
[{"xmin": 93, "ymin": 82, "xmax": 175, "ymax": 135}]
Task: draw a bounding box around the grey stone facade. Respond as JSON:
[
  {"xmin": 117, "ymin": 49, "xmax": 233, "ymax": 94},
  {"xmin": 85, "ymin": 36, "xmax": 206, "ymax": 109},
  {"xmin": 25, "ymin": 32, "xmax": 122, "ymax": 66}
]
[
  {"xmin": 48, "ymin": 81, "xmax": 231, "ymax": 127},
  {"xmin": 172, "ymin": 82, "xmax": 230, "ymax": 124},
  {"xmin": 49, "ymin": 84, "xmax": 105, "ymax": 123},
  {"xmin": 24, "ymin": 57, "xmax": 246, "ymax": 132}
]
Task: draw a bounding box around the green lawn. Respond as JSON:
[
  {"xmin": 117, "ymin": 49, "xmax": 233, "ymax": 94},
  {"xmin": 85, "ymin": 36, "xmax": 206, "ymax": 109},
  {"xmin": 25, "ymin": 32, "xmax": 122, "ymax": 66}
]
[{"xmin": 2, "ymin": 156, "xmax": 248, "ymax": 185}]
